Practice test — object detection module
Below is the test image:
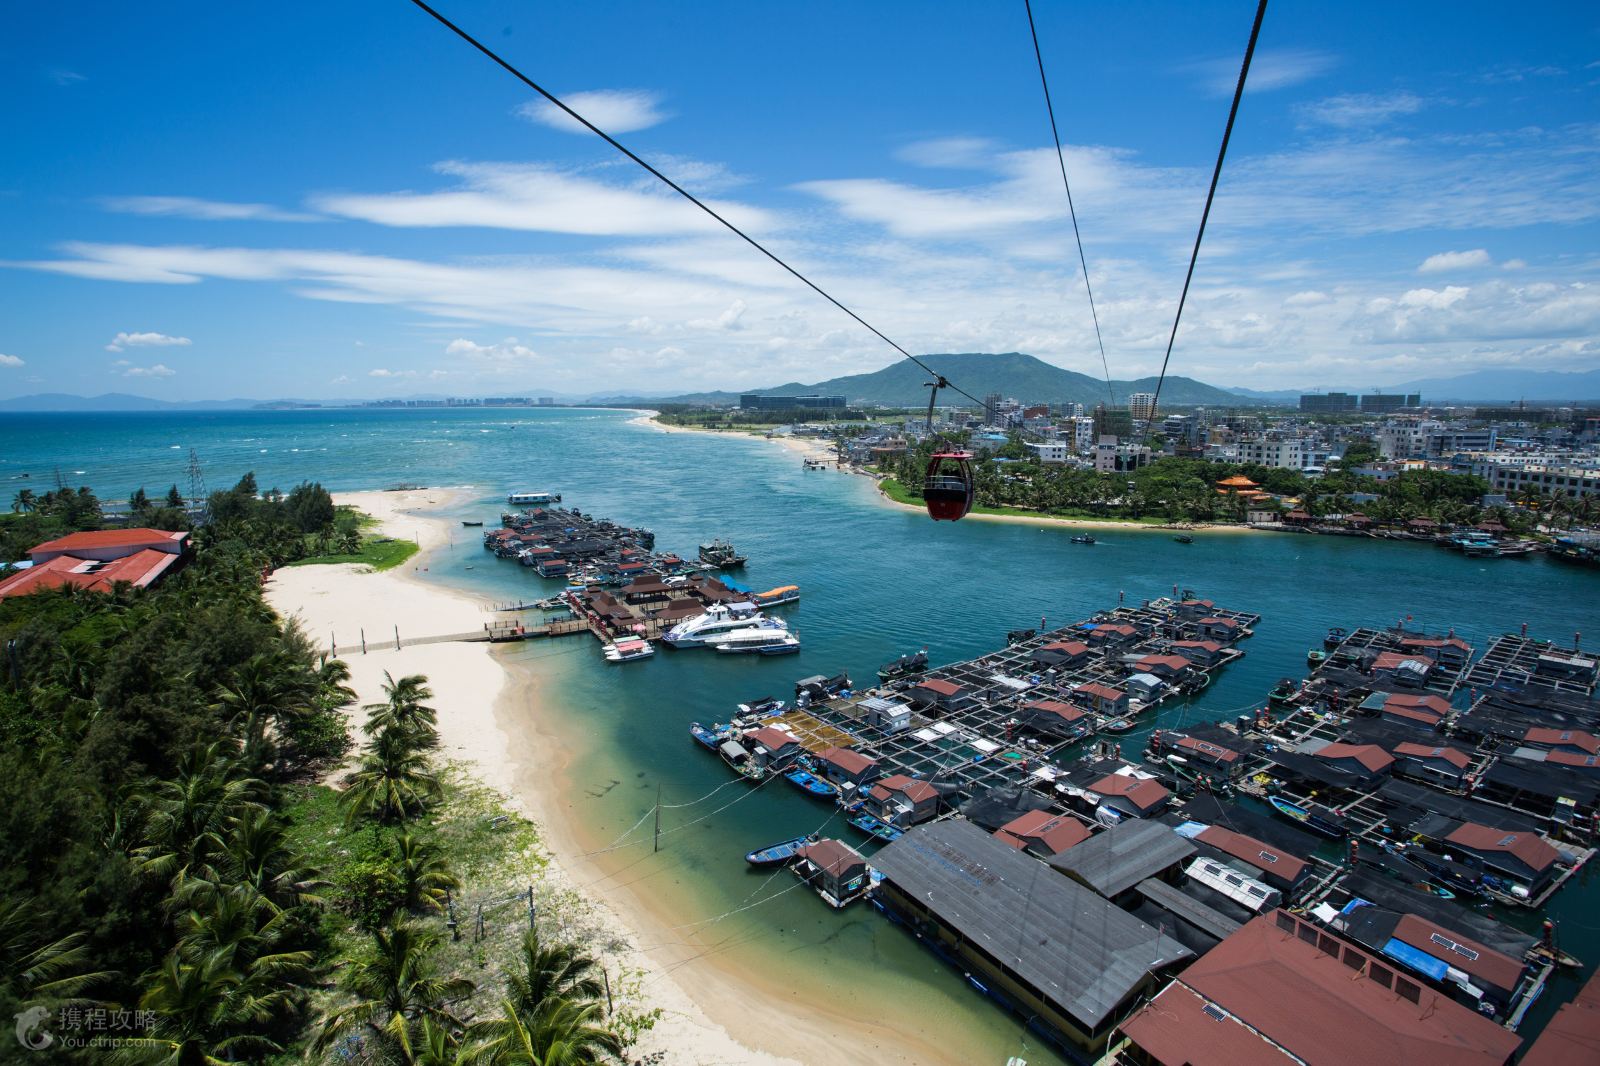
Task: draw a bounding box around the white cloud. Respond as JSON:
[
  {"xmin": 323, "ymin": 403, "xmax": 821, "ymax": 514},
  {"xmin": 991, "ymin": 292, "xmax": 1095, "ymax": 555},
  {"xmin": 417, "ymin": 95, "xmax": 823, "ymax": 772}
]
[
  {"xmin": 516, "ymin": 89, "xmax": 669, "ymax": 134},
  {"xmin": 1185, "ymin": 47, "xmax": 1337, "ymax": 96},
  {"xmin": 314, "ymin": 161, "xmax": 774, "ymax": 237},
  {"xmin": 688, "ymin": 299, "xmax": 747, "ymax": 331},
  {"xmin": 123, "ymin": 363, "xmax": 176, "ymax": 377},
  {"xmin": 0, "ymin": 353, "xmax": 24, "ymax": 368},
  {"xmin": 1284, "ymin": 290, "xmax": 1330, "ymax": 307},
  {"xmin": 330, "ymin": 374, "xmax": 351, "ymax": 384},
  {"xmin": 446, "ymin": 337, "xmax": 539, "ymax": 361},
  {"xmin": 105, "ymin": 330, "xmax": 192, "ymax": 352},
  {"xmin": 1502, "ymin": 258, "xmax": 1527, "ymax": 271},
  {"xmin": 368, "ymin": 368, "xmax": 416, "ymax": 378},
  {"xmin": 897, "ymin": 137, "xmax": 1001, "ymax": 169},
  {"xmin": 101, "ymin": 196, "xmax": 320, "ymax": 223},
  {"xmin": 1298, "ymin": 92, "xmax": 1425, "ymax": 128},
  {"xmin": 1418, "ymin": 249, "xmax": 1491, "ymax": 274},
  {"xmin": 48, "ymin": 69, "xmax": 85, "ymax": 86}
]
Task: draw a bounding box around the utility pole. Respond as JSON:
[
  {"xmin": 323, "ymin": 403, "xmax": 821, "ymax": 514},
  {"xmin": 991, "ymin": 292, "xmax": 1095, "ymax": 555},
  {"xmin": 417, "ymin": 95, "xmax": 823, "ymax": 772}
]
[{"xmin": 653, "ymin": 784, "xmax": 662, "ymax": 853}]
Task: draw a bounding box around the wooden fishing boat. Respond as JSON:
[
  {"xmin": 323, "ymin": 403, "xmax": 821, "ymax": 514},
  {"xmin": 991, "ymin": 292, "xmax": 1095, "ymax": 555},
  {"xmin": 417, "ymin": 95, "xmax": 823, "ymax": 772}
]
[
  {"xmin": 1266, "ymin": 794, "xmax": 1347, "ymax": 838},
  {"xmin": 1173, "ymin": 534, "xmax": 1193, "ymax": 544},
  {"xmin": 745, "ymin": 833, "xmax": 817, "ymax": 867},
  {"xmin": 847, "ymin": 811, "xmax": 902, "ymax": 842},
  {"xmin": 784, "ymin": 768, "xmax": 836, "ymax": 800}
]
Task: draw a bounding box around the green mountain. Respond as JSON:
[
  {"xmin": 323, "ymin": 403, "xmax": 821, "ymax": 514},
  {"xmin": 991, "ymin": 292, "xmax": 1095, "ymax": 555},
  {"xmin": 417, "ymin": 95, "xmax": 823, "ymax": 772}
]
[{"xmin": 732, "ymin": 352, "xmax": 1253, "ymax": 408}]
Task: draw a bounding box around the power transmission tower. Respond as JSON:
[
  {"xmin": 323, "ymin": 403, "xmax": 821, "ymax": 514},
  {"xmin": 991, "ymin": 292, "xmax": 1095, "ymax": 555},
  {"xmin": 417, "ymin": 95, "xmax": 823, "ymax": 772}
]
[{"xmin": 186, "ymin": 448, "xmax": 209, "ymax": 524}]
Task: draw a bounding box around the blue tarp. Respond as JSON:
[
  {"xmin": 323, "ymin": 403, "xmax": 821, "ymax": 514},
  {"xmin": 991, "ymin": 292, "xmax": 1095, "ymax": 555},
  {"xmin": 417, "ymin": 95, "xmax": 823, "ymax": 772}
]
[
  {"xmin": 1382, "ymin": 937, "xmax": 1450, "ymax": 981},
  {"xmin": 1339, "ymin": 897, "xmax": 1374, "ymax": 916},
  {"xmin": 1172, "ymin": 820, "xmax": 1209, "ymax": 840}
]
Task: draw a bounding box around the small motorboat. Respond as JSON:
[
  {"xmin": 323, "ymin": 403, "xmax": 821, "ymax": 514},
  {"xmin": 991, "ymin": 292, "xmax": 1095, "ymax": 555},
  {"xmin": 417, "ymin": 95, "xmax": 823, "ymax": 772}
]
[
  {"xmin": 461, "ymin": 520, "xmax": 484, "ymax": 527},
  {"xmin": 848, "ymin": 811, "xmax": 902, "ymax": 842},
  {"xmin": 602, "ymin": 639, "xmax": 654, "ymax": 663},
  {"xmin": 1071, "ymin": 534, "xmax": 1096, "ymax": 544},
  {"xmin": 1267, "ymin": 678, "xmax": 1299, "ymax": 709},
  {"xmin": 1173, "ymin": 534, "xmax": 1193, "ymax": 544},
  {"xmin": 737, "ymin": 696, "xmax": 785, "ymax": 718},
  {"xmin": 1323, "ymin": 626, "xmax": 1347, "ymax": 650},
  {"xmin": 1307, "ymin": 649, "xmax": 1327, "ymax": 668},
  {"xmin": 784, "ymin": 768, "xmax": 836, "ymax": 801},
  {"xmin": 878, "ymin": 649, "xmax": 929, "ymax": 683},
  {"xmin": 1266, "ymin": 795, "xmax": 1348, "ymax": 839},
  {"xmin": 1100, "ymin": 717, "xmax": 1135, "ymax": 734},
  {"xmin": 745, "ymin": 833, "xmax": 817, "ymax": 867}
]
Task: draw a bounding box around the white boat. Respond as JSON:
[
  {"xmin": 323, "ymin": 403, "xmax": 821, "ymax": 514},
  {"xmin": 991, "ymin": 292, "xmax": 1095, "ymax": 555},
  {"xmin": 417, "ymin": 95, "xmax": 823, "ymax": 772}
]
[
  {"xmin": 708, "ymin": 629, "xmax": 802, "ymax": 655},
  {"xmin": 507, "ymin": 490, "xmax": 561, "ymax": 507},
  {"xmin": 663, "ymin": 603, "xmax": 785, "ymax": 647},
  {"xmin": 602, "ymin": 639, "xmax": 655, "ymax": 663},
  {"xmin": 750, "ymin": 584, "xmax": 801, "ymax": 607}
]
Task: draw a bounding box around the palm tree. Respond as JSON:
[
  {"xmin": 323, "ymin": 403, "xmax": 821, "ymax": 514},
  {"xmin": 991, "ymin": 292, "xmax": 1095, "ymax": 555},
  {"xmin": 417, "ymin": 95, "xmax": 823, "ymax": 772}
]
[
  {"xmin": 0, "ymin": 898, "xmax": 114, "ymax": 1006},
  {"xmin": 219, "ymin": 807, "xmax": 326, "ymax": 911},
  {"xmin": 340, "ymin": 727, "xmax": 442, "ymax": 825},
  {"xmin": 315, "ymin": 921, "xmax": 474, "ymax": 1057},
  {"xmin": 364, "ymin": 672, "xmax": 440, "ymax": 748},
  {"xmin": 213, "ymin": 653, "xmax": 317, "ymax": 769},
  {"xmin": 466, "ymin": 997, "xmax": 623, "ymax": 1066},
  {"xmin": 12, "ymin": 487, "xmax": 35, "ymax": 513},
  {"xmin": 395, "ymin": 831, "xmax": 460, "ymax": 914},
  {"xmin": 132, "ymin": 745, "xmax": 264, "ymax": 888},
  {"xmin": 503, "ymin": 929, "xmax": 606, "ymax": 1017},
  {"xmin": 112, "ymin": 944, "xmax": 301, "ymax": 1066}
]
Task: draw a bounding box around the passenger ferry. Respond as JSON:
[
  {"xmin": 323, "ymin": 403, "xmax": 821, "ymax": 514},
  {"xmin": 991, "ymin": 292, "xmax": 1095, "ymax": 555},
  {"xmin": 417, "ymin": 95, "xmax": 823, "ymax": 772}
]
[
  {"xmin": 663, "ymin": 603, "xmax": 785, "ymax": 647},
  {"xmin": 507, "ymin": 490, "xmax": 561, "ymax": 507},
  {"xmin": 707, "ymin": 628, "xmax": 802, "ymax": 655}
]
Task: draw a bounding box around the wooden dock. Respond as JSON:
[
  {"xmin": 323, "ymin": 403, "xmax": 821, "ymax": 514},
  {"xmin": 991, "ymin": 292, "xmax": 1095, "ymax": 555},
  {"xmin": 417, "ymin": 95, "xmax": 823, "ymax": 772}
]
[{"xmin": 330, "ymin": 616, "xmax": 590, "ymax": 656}]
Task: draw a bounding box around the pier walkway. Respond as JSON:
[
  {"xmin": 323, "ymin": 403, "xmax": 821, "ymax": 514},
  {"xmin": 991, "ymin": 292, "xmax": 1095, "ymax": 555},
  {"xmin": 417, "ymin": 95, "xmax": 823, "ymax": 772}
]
[{"xmin": 330, "ymin": 616, "xmax": 590, "ymax": 656}]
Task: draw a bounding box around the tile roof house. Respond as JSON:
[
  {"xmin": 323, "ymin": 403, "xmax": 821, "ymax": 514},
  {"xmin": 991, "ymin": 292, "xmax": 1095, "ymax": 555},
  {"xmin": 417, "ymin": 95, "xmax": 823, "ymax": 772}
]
[
  {"xmin": 814, "ymin": 746, "xmax": 879, "ymax": 787},
  {"xmin": 1087, "ymin": 773, "xmax": 1170, "ymax": 818},
  {"xmin": 1393, "ymin": 742, "xmax": 1472, "ymax": 786},
  {"xmin": 1193, "ymin": 825, "xmax": 1309, "ymax": 892},
  {"xmin": 1442, "ymin": 823, "xmax": 1560, "ymax": 892},
  {"xmin": 869, "ymin": 774, "xmax": 941, "ymax": 827},
  {"xmin": 1074, "ymin": 683, "xmax": 1129, "ymax": 716},
  {"xmin": 0, "ymin": 528, "xmax": 190, "ymax": 600},
  {"xmin": 1119, "ymin": 910, "xmax": 1522, "ymax": 1066},
  {"xmin": 994, "ymin": 809, "xmax": 1091, "ymax": 857}
]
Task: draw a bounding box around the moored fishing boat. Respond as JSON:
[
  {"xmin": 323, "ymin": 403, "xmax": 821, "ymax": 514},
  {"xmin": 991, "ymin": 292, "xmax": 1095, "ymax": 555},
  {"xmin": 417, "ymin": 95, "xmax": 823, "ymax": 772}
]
[
  {"xmin": 697, "ymin": 538, "xmax": 747, "ymax": 568},
  {"xmin": 1266, "ymin": 794, "xmax": 1347, "ymax": 838},
  {"xmin": 689, "ymin": 721, "xmax": 728, "ymax": 752},
  {"xmin": 1307, "ymin": 648, "xmax": 1326, "ymax": 668},
  {"xmin": 745, "ymin": 833, "xmax": 817, "ymax": 867},
  {"xmin": 1323, "ymin": 626, "xmax": 1347, "ymax": 649},
  {"xmin": 1173, "ymin": 534, "xmax": 1193, "ymax": 544},
  {"xmin": 461, "ymin": 519, "xmax": 483, "ymax": 527},
  {"xmin": 1071, "ymin": 534, "xmax": 1095, "ymax": 544},
  {"xmin": 1267, "ymin": 678, "xmax": 1299, "ymax": 709},
  {"xmin": 784, "ymin": 768, "xmax": 836, "ymax": 800},
  {"xmin": 877, "ymin": 649, "xmax": 929, "ymax": 683},
  {"xmin": 847, "ymin": 810, "xmax": 902, "ymax": 842},
  {"xmin": 736, "ymin": 695, "xmax": 785, "ymax": 718},
  {"xmin": 1100, "ymin": 717, "xmax": 1135, "ymax": 733}
]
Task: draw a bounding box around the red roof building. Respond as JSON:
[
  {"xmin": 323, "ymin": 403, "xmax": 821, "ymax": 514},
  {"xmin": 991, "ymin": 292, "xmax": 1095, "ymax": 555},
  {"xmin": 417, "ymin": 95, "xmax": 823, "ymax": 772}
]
[
  {"xmin": 870, "ymin": 774, "xmax": 942, "ymax": 826},
  {"xmin": 1194, "ymin": 825, "xmax": 1308, "ymax": 888},
  {"xmin": 994, "ymin": 809, "xmax": 1091, "ymax": 856},
  {"xmin": 0, "ymin": 528, "xmax": 189, "ymax": 600},
  {"xmin": 1119, "ymin": 911, "xmax": 1522, "ymax": 1066},
  {"xmin": 1524, "ymin": 728, "xmax": 1600, "ymax": 756},
  {"xmin": 914, "ymin": 678, "xmax": 964, "ymax": 700},
  {"xmin": 1442, "ymin": 823, "xmax": 1559, "ymax": 888},
  {"xmin": 1393, "ymin": 742, "xmax": 1471, "ymax": 769},
  {"xmin": 1520, "ymin": 963, "xmax": 1600, "ymax": 1066},
  {"xmin": 1314, "ymin": 742, "xmax": 1396, "ymax": 775},
  {"xmin": 1088, "ymin": 773, "xmax": 1170, "ymax": 815}
]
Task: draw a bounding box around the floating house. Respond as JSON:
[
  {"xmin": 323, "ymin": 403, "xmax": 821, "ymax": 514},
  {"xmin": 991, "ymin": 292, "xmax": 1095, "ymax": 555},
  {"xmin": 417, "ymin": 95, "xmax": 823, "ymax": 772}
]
[
  {"xmin": 1522, "ymin": 728, "xmax": 1600, "ymax": 758},
  {"xmin": 741, "ymin": 726, "xmax": 801, "ymax": 770},
  {"xmin": 1195, "ymin": 616, "xmax": 1241, "ymax": 641},
  {"xmin": 993, "ymin": 809, "xmax": 1090, "ymax": 858},
  {"xmin": 1370, "ymin": 650, "xmax": 1436, "ymax": 688},
  {"xmin": 1392, "ymin": 742, "xmax": 1472, "ymax": 788},
  {"xmin": 1085, "ymin": 622, "xmax": 1139, "ymax": 646},
  {"xmin": 1311, "ymin": 742, "xmax": 1395, "ymax": 786},
  {"xmin": 1013, "ymin": 699, "xmax": 1092, "ymax": 740},
  {"xmin": 1118, "ymin": 911, "xmax": 1522, "ymax": 1066},
  {"xmin": 814, "ymin": 746, "xmax": 879, "ymax": 790},
  {"xmin": 1074, "ymin": 682, "xmax": 1130, "ymax": 717},
  {"xmin": 1369, "ymin": 692, "xmax": 1452, "ymax": 730},
  {"xmin": 1030, "ymin": 639, "xmax": 1092, "ymax": 669},
  {"xmin": 911, "ymin": 678, "xmax": 967, "ymax": 713},
  {"xmin": 1087, "ymin": 772, "xmax": 1171, "ymax": 820},
  {"xmin": 873, "ymin": 820, "xmax": 1192, "ymax": 1056},
  {"xmin": 868, "ymin": 774, "xmax": 941, "ymax": 827},
  {"xmin": 793, "ymin": 839, "xmax": 869, "ymax": 908},
  {"xmin": 1333, "ymin": 905, "xmax": 1527, "ymax": 1018},
  {"xmin": 857, "ymin": 696, "xmax": 912, "ymax": 734},
  {"xmin": 1520, "ymin": 964, "xmax": 1600, "ymax": 1066},
  {"xmin": 1169, "ymin": 639, "xmax": 1224, "ymax": 667},
  {"xmin": 1192, "ymin": 824, "xmax": 1309, "ymax": 895},
  {"xmin": 1414, "ymin": 817, "xmax": 1561, "ymax": 897}
]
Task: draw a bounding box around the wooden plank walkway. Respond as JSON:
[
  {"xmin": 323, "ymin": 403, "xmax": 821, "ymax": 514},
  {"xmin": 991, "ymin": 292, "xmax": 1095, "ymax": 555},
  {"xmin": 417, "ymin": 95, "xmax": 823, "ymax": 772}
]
[{"xmin": 331, "ymin": 617, "xmax": 590, "ymax": 656}]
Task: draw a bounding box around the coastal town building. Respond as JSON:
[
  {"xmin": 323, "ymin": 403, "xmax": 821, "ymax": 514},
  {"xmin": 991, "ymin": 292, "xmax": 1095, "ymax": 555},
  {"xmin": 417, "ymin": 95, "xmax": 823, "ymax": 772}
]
[{"xmin": 0, "ymin": 528, "xmax": 190, "ymax": 600}]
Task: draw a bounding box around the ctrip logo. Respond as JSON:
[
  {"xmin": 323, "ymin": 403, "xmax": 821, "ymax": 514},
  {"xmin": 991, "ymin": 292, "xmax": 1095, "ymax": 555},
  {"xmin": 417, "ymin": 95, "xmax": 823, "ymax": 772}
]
[{"xmin": 13, "ymin": 1007, "xmax": 53, "ymax": 1051}]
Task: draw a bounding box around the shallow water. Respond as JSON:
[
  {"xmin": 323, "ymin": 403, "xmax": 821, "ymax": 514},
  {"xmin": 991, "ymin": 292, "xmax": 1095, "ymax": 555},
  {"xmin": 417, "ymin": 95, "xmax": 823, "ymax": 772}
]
[{"xmin": 9, "ymin": 406, "xmax": 1599, "ymax": 1061}]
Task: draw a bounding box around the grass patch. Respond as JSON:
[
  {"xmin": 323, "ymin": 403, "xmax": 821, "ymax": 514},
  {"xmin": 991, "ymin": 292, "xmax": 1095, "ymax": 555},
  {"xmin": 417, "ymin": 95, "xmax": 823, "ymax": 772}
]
[{"xmin": 289, "ymin": 537, "xmax": 420, "ymax": 571}]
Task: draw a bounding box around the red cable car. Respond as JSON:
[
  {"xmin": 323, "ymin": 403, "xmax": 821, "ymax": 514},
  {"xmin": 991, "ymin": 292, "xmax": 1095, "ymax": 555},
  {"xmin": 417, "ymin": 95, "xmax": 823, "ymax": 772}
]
[{"xmin": 923, "ymin": 451, "xmax": 975, "ymax": 521}]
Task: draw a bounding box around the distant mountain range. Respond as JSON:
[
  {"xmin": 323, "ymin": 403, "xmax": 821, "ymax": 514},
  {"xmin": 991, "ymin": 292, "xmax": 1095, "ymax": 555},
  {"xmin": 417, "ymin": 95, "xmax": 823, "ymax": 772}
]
[{"xmin": 3, "ymin": 361, "xmax": 1596, "ymax": 412}]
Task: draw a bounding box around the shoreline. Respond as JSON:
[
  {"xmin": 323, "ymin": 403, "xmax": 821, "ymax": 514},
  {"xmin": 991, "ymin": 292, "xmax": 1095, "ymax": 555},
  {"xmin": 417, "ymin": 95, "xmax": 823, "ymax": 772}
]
[
  {"xmin": 261, "ymin": 486, "xmax": 882, "ymax": 1065},
  {"xmin": 631, "ymin": 412, "xmax": 840, "ymax": 465}
]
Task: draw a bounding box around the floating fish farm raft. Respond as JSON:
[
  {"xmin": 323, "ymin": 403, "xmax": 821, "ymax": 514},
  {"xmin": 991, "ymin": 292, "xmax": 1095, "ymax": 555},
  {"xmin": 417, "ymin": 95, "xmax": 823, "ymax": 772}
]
[{"xmin": 684, "ymin": 603, "xmax": 1600, "ymax": 1061}]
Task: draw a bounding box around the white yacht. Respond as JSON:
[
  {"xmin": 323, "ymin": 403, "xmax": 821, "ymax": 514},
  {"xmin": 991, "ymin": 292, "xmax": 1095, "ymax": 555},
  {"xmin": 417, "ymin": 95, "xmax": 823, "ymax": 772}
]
[
  {"xmin": 707, "ymin": 628, "xmax": 802, "ymax": 655},
  {"xmin": 662, "ymin": 603, "xmax": 786, "ymax": 647}
]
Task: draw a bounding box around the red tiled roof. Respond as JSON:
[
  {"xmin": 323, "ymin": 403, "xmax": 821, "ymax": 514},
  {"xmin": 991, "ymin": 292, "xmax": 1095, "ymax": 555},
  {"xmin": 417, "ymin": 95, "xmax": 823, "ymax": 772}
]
[
  {"xmin": 1181, "ymin": 599, "xmax": 1216, "ymax": 608},
  {"xmin": 1393, "ymin": 914, "xmax": 1525, "ymax": 993},
  {"xmin": 1088, "ymin": 773, "xmax": 1169, "ymax": 810},
  {"xmin": 1176, "ymin": 736, "xmax": 1239, "ymax": 763},
  {"xmin": 1092, "ymin": 623, "xmax": 1137, "ymax": 636},
  {"xmin": 870, "ymin": 774, "xmax": 938, "ymax": 804},
  {"xmin": 1546, "ymin": 751, "xmax": 1600, "ymax": 770},
  {"xmin": 798, "ymin": 838, "xmax": 865, "ymax": 878},
  {"xmin": 1384, "ymin": 706, "xmax": 1445, "ymax": 727},
  {"xmin": 916, "ymin": 678, "xmax": 964, "ymax": 697},
  {"xmin": 1137, "ymin": 654, "xmax": 1192, "ymax": 672},
  {"xmin": 1315, "ymin": 743, "xmax": 1395, "ymax": 773},
  {"xmin": 29, "ymin": 528, "xmax": 186, "ymax": 555},
  {"xmin": 1074, "ymin": 682, "xmax": 1127, "ymax": 702},
  {"xmin": 0, "ymin": 548, "xmax": 182, "ymax": 599},
  {"xmin": 1394, "ymin": 743, "xmax": 1471, "ymax": 769},
  {"xmin": 1445, "ymin": 823, "xmax": 1558, "ymax": 873},
  {"xmin": 1196, "ymin": 825, "xmax": 1307, "ymax": 882},
  {"xmin": 1172, "ymin": 640, "xmax": 1223, "ymax": 652},
  {"xmin": 1199, "ymin": 616, "xmax": 1239, "ymax": 628},
  {"xmin": 742, "ymin": 726, "xmax": 797, "ymax": 752},
  {"xmin": 997, "ymin": 810, "xmax": 1090, "ymax": 855},
  {"xmin": 816, "ymin": 746, "xmax": 876, "ymax": 775},
  {"xmin": 1121, "ymin": 912, "xmax": 1522, "ymax": 1066},
  {"xmin": 1525, "ymin": 728, "xmax": 1600, "ymax": 754},
  {"xmin": 1385, "ymin": 693, "xmax": 1451, "ymax": 716},
  {"xmin": 1521, "ymin": 966, "xmax": 1600, "ymax": 1066},
  {"xmin": 1023, "ymin": 699, "xmax": 1088, "ymax": 721},
  {"xmin": 1040, "ymin": 640, "xmax": 1089, "ymax": 655}
]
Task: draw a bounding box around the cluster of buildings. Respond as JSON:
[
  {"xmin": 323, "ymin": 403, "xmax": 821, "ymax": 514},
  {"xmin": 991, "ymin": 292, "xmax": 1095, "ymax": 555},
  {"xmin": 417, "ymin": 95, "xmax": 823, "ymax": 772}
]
[{"xmin": 0, "ymin": 528, "xmax": 190, "ymax": 600}]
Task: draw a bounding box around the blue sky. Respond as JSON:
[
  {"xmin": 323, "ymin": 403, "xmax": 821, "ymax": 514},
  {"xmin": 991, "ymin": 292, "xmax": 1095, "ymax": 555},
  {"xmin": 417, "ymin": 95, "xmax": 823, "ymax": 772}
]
[{"xmin": 3, "ymin": 1, "xmax": 1598, "ymax": 400}]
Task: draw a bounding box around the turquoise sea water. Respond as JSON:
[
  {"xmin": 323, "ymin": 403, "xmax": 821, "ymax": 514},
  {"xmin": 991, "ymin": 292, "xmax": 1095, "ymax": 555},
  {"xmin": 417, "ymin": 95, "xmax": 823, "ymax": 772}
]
[{"xmin": 7, "ymin": 407, "xmax": 1599, "ymax": 1063}]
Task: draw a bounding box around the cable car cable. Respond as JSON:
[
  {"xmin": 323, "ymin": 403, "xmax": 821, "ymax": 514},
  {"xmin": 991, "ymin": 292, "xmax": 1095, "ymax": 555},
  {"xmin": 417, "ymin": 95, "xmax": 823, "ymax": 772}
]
[
  {"xmin": 1139, "ymin": 0, "xmax": 1268, "ymax": 443},
  {"xmin": 1023, "ymin": 0, "xmax": 1115, "ymax": 411},
  {"xmin": 406, "ymin": 0, "xmax": 991, "ymax": 413}
]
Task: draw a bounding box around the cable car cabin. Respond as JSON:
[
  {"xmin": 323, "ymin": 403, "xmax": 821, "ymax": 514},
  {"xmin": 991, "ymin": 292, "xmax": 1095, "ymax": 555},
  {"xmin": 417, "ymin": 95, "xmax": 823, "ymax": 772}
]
[{"xmin": 923, "ymin": 452, "xmax": 976, "ymax": 521}]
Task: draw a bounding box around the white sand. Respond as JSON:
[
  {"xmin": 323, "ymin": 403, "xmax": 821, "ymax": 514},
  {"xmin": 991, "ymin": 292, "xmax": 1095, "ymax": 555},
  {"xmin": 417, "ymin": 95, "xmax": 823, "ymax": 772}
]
[{"xmin": 265, "ymin": 488, "xmax": 805, "ymax": 1066}]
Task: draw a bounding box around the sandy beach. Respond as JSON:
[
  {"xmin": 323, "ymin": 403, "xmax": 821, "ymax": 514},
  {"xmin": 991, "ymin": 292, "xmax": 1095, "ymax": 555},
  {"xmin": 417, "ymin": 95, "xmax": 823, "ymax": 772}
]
[
  {"xmin": 265, "ymin": 487, "xmax": 950, "ymax": 1065},
  {"xmin": 632, "ymin": 412, "xmax": 840, "ymax": 465},
  {"xmin": 872, "ymin": 482, "xmax": 1260, "ymax": 535}
]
